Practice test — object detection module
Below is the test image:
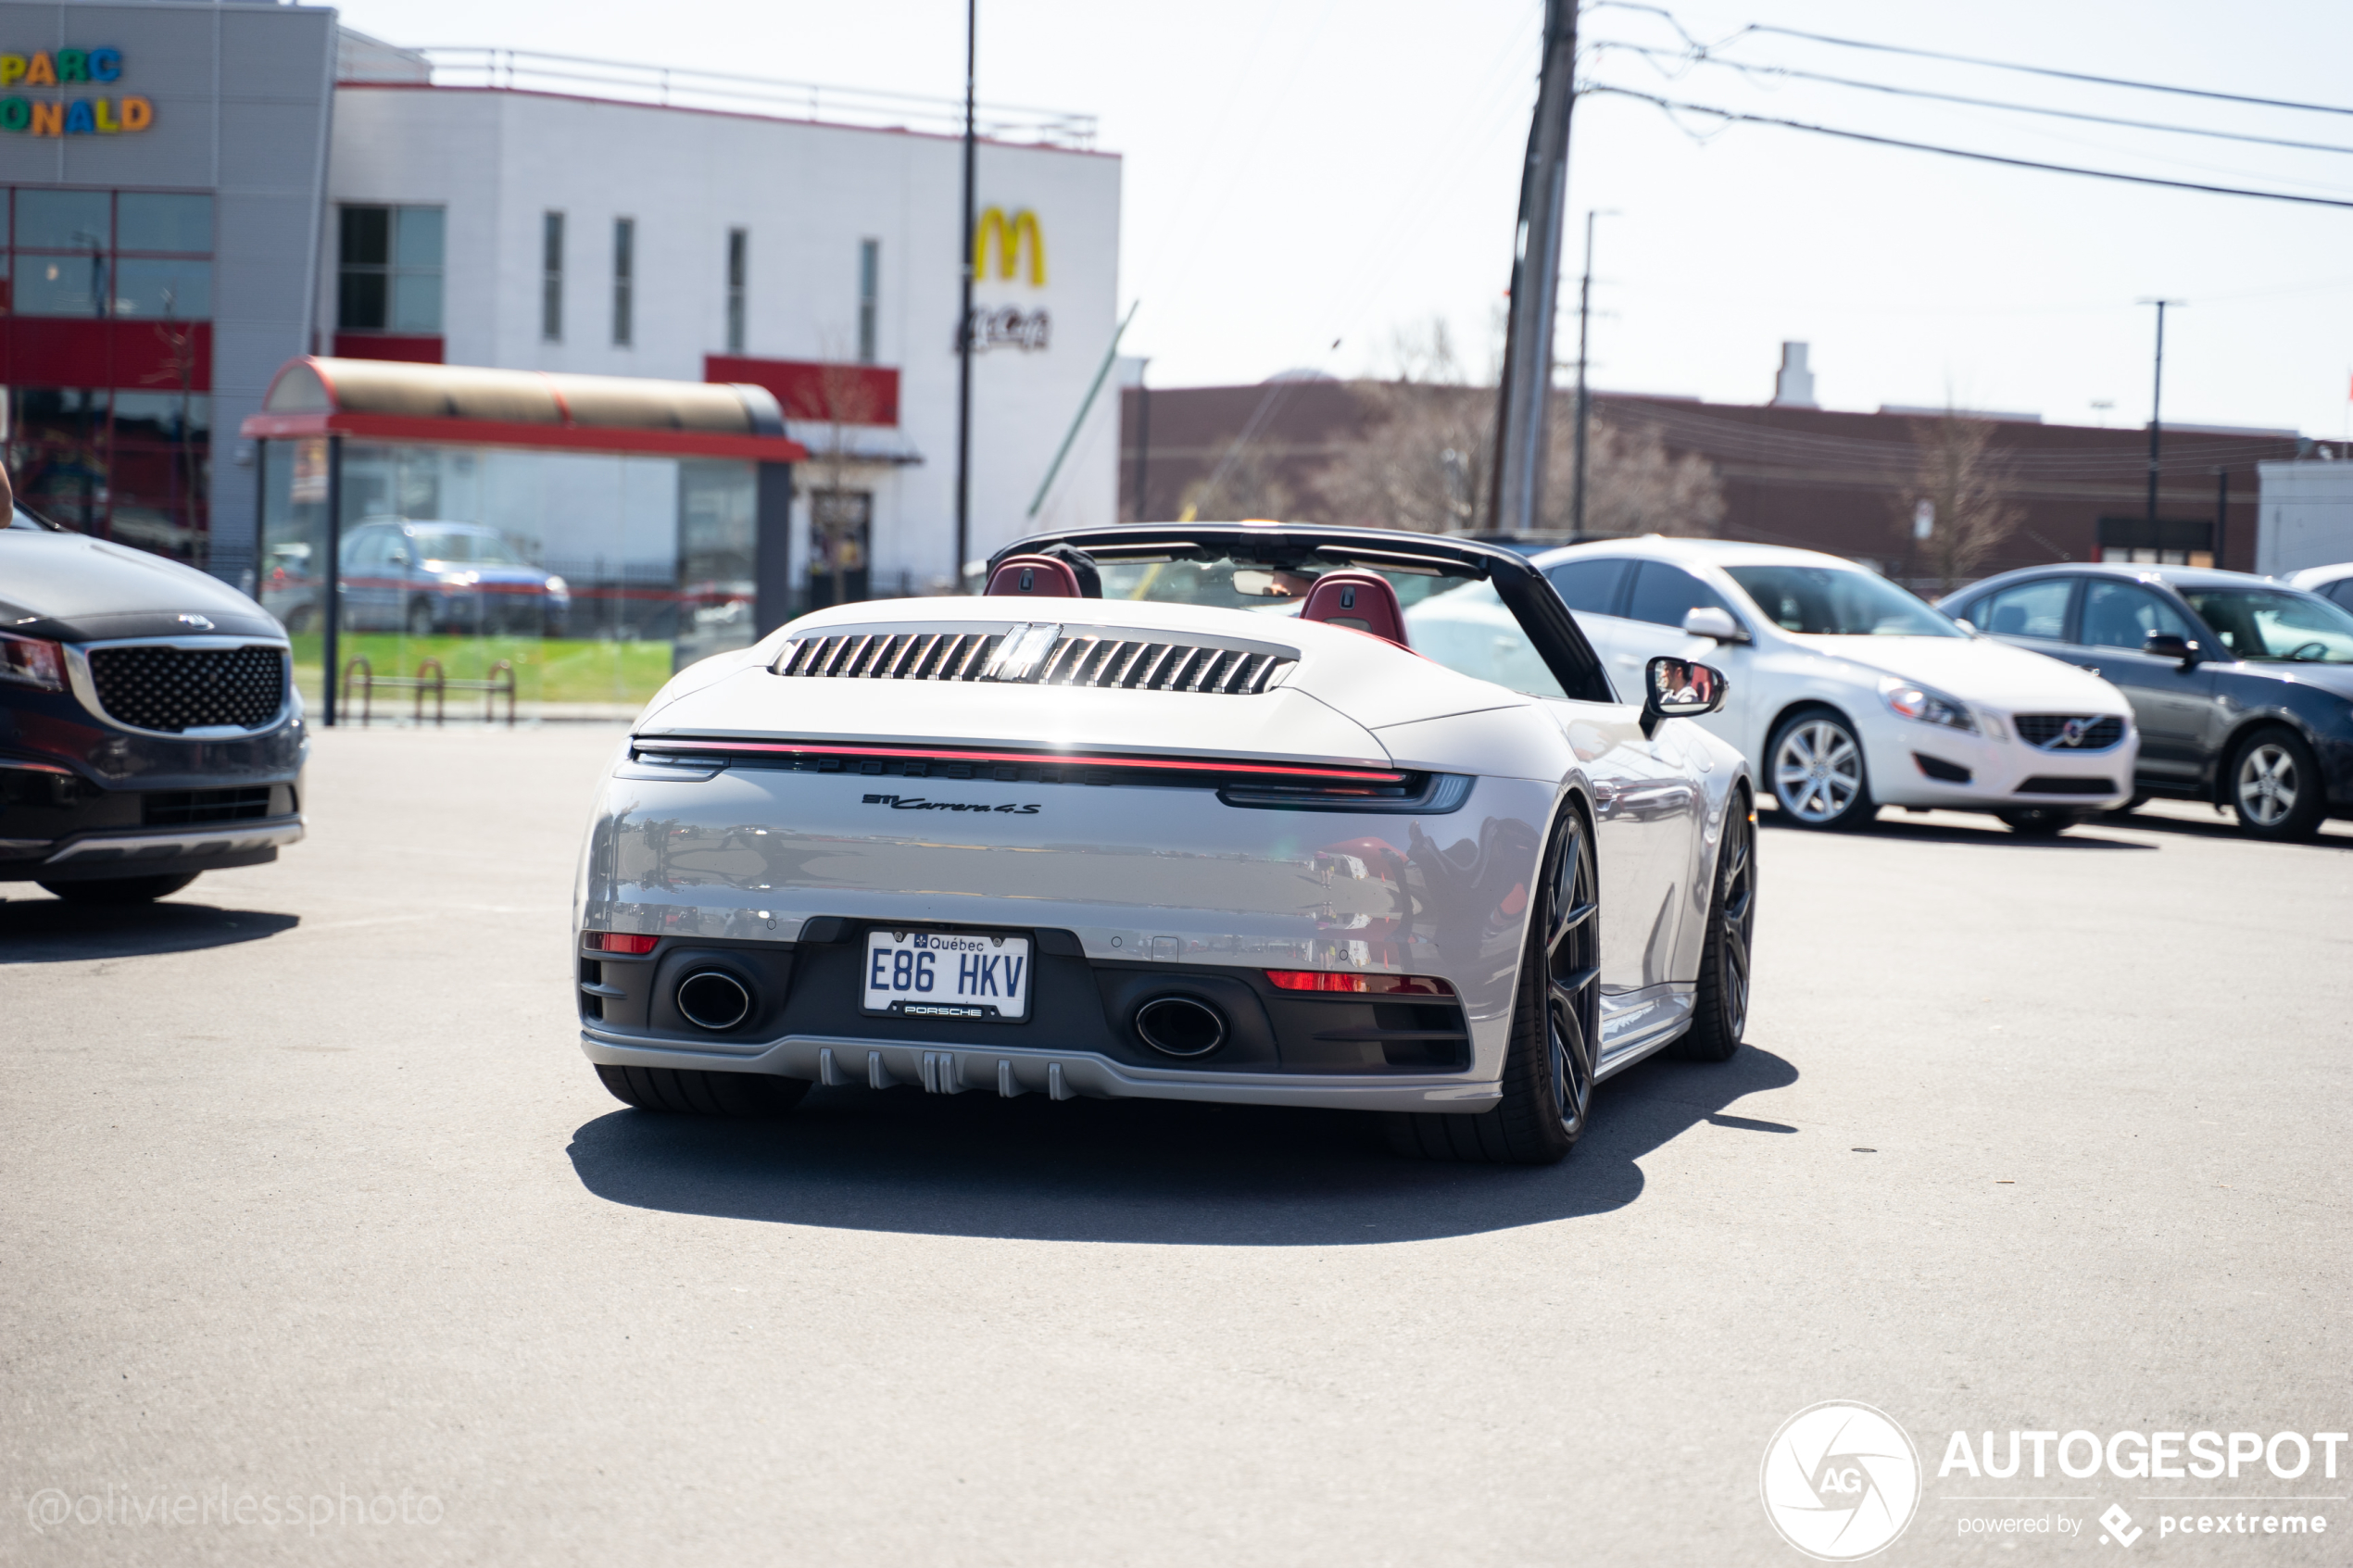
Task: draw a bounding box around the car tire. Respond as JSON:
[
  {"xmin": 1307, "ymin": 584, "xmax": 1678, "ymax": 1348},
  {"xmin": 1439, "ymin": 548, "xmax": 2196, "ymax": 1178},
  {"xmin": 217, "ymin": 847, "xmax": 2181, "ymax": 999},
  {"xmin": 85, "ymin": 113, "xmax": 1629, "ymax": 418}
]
[
  {"xmin": 2226, "ymin": 727, "xmax": 2326, "ymax": 841},
  {"xmin": 1672, "ymin": 792, "xmax": 1755, "ymax": 1062},
  {"xmin": 594, "ymin": 1064, "xmax": 810, "ymax": 1118},
  {"xmin": 406, "ymin": 597, "xmax": 434, "ymax": 637},
  {"xmin": 1767, "ymin": 708, "xmax": 1874, "ymax": 831},
  {"xmin": 1996, "ymin": 808, "xmax": 2084, "ymax": 837},
  {"xmin": 38, "ymin": 873, "xmax": 199, "ymax": 904},
  {"xmin": 1384, "ymin": 803, "xmax": 1600, "ymax": 1165}
]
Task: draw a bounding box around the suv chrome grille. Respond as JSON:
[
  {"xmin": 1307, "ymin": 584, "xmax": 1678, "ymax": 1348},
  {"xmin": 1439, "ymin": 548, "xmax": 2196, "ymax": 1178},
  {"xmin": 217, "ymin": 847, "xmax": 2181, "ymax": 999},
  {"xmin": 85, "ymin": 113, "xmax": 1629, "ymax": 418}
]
[
  {"xmin": 86, "ymin": 644, "xmax": 287, "ymax": 733},
  {"xmin": 774, "ymin": 624, "xmax": 1295, "ymax": 695},
  {"xmin": 2016, "ymin": 714, "xmax": 2124, "ymax": 751}
]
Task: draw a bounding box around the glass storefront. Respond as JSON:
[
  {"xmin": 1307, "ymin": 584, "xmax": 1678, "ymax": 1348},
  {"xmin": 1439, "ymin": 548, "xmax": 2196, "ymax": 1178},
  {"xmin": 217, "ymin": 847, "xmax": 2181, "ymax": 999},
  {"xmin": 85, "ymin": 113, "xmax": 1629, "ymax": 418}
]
[{"xmin": 258, "ymin": 437, "xmax": 758, "ymax": 720}]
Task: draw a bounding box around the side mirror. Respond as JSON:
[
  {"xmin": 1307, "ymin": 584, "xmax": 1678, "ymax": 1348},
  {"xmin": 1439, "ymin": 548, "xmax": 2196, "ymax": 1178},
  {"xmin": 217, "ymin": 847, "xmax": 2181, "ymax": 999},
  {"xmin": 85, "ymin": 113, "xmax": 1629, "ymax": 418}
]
[
  {"xmin": 386, "ymin": 548, "xmax": 411, "ymax": 568},
  {"xmin": 2142, "ymin": 631, "xmax": 2200, "ymax": 666},
  {"xmin": 1680, "ymin": 606, "xmax": 1749, "ymax": 643},
  {"xmin": 1953, "ymin": 617, "xmax": 1978, "ymax": 635},
  {"xmin": 1642, "ymin": 655, "xmax": 1728, "ymax": 734}
]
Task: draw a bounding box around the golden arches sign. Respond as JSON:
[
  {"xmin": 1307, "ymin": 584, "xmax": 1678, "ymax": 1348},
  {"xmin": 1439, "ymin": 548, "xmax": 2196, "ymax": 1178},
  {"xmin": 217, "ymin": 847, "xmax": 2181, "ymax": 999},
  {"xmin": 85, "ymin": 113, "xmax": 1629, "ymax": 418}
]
[{"xmin": 973, "ymin": 207, "xmax": 1046, "ymax": 287}]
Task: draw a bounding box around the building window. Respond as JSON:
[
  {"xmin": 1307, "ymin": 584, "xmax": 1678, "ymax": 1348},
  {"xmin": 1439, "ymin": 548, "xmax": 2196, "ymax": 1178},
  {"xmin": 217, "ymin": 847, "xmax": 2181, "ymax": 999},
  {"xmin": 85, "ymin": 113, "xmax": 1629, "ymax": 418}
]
[
  {"xmin": 337, "ymin": 205, "xmax": 444, "ymax": 333},
  {"xmin": 611, "ymin": 217, "xmax": 634, "ymax": 347},
  {"xmin": 724, "ymin": 228, "xmax": 747, "ymax": 354},
  {"xmin": 857, "ymin": 238, "xmax": 879, "ymax": 364},
  {"xmin": 7, "ymin": 188, "xmax": 214, "ymax": 320},
  {"xmin": 541, "ymin": 211, "xmax": 563, "ymax": 342}
]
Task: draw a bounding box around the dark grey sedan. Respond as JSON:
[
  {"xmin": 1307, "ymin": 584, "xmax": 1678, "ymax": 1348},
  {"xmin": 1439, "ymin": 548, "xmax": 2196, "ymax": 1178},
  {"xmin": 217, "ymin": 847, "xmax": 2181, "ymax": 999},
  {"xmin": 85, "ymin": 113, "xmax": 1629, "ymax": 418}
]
[{"xmin": 1941, "ymin": 564, "xmax": 2353, "ymax": 839}]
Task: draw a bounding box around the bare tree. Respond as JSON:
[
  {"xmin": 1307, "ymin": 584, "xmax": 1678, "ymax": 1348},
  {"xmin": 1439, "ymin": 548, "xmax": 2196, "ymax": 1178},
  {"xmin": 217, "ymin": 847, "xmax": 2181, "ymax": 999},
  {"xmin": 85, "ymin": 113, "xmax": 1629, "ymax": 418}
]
[
  {"xmin": 1547, "ymin": 411, "xmax": 1725, "ymax": 537},
  {"xmin": 1312, "ymin": 319, "xmax": 1492, "ymax": 533},
  {"xmin": 1177, "ymin": 440, "xmax": 1299, "ymax": 524},
  {"xmin": 1897, "ymin": 412, "xmax": 2022, "ymax": 595},
  {"xmin": 806, "ymin": 358, "xmax": 887, "ymax": 605}
]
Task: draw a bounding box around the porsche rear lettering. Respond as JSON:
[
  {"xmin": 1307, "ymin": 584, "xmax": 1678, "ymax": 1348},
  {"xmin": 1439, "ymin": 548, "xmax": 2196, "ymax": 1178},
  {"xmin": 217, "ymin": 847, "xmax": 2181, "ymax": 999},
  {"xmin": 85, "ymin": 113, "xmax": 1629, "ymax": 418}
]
[{"xmin": 862, "ymin": 793, "xmax": 1041, "ymax": 814}]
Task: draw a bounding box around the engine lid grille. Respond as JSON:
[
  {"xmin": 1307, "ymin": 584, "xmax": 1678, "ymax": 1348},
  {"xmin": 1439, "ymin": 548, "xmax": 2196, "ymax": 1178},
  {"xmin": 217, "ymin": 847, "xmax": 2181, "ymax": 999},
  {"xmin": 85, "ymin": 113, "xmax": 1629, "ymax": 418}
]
[{"xmin": 774, "ymin": 622, "xmax": 1295, "ymax": 695}]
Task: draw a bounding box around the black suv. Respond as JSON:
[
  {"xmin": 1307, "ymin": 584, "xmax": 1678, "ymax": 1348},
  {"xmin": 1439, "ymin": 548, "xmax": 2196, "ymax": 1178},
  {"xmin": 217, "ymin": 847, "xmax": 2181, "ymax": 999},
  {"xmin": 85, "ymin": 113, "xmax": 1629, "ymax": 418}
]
[
  {"xmin": 1942, "ymin": 564, "xmax": 2353, "ymax": 839},
  {"xmin": 1, "ymin": 508, "xmax": 306, "ymax": 901}
]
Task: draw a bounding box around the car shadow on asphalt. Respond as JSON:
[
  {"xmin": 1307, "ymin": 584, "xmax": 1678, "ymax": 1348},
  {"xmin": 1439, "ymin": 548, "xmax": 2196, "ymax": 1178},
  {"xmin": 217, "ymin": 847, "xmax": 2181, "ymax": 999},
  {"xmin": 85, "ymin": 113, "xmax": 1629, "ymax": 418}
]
[
  {"xmin": 0, "ymin": 898, "xmax": 301, "ymax": 962},
  {"xmin": 563, "ymin": 1045, "xmax": 1800, "ymax": 1245},
  {"xmin": 1759, "ymin": 809, "xmax": 2154, "ymax": 850}
]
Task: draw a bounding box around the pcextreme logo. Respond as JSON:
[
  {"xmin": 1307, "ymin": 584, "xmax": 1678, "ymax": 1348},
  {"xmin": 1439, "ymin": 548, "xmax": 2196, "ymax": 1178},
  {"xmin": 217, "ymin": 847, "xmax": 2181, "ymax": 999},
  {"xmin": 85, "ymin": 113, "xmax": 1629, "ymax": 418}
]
[{"xmin": 972, "ymin": 206, "xmax": 1046, "ymax": 286}]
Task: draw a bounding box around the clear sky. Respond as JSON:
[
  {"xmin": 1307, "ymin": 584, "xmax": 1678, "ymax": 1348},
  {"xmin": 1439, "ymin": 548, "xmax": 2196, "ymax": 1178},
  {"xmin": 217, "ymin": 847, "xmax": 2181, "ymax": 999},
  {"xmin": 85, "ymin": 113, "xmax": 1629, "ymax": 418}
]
[{"xmin": 336, "ymin": 0, "xmax": 2353, "ymax": 436}]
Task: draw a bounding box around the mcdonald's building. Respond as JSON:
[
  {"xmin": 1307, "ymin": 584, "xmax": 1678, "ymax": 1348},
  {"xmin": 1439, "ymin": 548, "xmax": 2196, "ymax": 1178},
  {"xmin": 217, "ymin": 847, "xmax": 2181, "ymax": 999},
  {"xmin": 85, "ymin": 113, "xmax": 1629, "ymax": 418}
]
[{"xmin": 0, "ymin": 1, "xmax": 1120, "ymax": 716}]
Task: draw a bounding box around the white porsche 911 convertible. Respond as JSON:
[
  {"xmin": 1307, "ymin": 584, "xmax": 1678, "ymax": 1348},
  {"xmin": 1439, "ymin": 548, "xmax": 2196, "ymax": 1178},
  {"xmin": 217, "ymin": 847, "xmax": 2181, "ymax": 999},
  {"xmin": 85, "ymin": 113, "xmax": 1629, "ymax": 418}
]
[{"xmin": 573, "ymin": 524, "xmax": 1757, "ymax": 1164}]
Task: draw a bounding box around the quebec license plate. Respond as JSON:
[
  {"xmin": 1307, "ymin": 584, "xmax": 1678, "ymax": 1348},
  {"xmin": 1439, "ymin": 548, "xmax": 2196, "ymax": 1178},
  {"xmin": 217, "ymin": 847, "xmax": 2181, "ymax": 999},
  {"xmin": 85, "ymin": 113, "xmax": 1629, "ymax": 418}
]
[{"xmin": 861, "ymin": 929, "xmax": 1032, "ymax": 1022}]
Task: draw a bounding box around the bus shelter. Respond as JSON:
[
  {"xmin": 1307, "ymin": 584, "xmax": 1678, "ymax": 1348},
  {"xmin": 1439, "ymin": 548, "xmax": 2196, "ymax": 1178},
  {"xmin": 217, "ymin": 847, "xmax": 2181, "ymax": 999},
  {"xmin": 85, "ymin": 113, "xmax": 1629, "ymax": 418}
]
[{"xmin": 241, "ymin": 357, "xmax": 804, "ymax": 723}]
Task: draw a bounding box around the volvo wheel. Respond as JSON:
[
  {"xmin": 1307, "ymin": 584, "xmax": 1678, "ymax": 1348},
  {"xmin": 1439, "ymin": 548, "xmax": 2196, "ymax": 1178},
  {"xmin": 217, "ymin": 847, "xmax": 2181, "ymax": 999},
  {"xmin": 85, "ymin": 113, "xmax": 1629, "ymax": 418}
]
[
  {"xmin": 1768, "ymin": 709, "xmax": 1873, "ymax": 830},
  {"xmin": 2228, "ymin": 727, "xmax": 2324, "ymax": 841},
  {"xmin": 1386, "ymin": 803, "xmax": 1600, "ymax": 1164}
]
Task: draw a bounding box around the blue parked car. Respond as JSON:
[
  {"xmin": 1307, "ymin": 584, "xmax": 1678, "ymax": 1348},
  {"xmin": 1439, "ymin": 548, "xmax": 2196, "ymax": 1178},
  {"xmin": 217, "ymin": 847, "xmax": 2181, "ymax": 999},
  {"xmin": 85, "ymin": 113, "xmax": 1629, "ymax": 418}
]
[{"xmin": 337, "ymin": 520, "xmax": 571, "ymax": 638}]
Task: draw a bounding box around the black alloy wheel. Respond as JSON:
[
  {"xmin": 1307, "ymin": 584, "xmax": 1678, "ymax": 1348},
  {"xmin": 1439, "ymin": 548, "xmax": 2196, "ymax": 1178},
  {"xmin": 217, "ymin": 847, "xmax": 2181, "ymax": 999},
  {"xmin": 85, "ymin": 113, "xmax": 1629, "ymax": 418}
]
[
  {"xmin": 1674, "ymin": 793, "xmax": 1755, "ymax": 1061},
  {"xmin": 1386, "ymin": 805, "xmax": 1601, "ymax": 1164},
  {"xmin": 2228, "ymin": 726, "xmax": 2326, "ymax": 841}
]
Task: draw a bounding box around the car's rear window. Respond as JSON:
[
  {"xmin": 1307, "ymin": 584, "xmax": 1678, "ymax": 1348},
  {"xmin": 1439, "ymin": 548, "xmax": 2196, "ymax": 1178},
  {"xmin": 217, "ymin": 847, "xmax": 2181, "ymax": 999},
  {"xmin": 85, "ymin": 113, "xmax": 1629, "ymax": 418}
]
[{"xmin": 1727, "ymin": 565, "xmax": 1962, "ymax": 637}]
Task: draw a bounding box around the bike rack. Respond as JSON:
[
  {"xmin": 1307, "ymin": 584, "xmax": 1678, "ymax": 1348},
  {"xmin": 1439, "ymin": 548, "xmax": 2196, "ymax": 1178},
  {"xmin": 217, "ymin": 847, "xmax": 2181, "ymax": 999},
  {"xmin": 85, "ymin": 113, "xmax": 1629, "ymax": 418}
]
[{"xmin": 339, "ymin": 658, "xmax": 518, "ymax": 727}]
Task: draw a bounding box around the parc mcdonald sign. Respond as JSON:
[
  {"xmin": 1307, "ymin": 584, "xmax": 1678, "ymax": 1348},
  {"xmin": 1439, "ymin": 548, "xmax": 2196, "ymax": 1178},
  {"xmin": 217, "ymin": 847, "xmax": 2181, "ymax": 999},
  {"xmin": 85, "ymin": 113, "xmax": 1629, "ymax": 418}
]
[{"xmin": 0, "ymin": 48, "xmax": 152, "ymax": 138}]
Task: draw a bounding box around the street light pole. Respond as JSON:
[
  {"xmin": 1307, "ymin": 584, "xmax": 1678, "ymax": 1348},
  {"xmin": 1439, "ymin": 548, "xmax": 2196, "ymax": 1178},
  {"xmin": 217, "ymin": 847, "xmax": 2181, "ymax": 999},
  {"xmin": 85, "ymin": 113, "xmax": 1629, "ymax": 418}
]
[
  {"xmin": 954, "ymin": 0, "xmax": 976, "ymax": 588},
  {"xmin": 1570, "ymin": 208, "xmax": 1616, "ymax": 538},
  {"xmin": 2139, "ymin": 297, "xmax": 2180, "ymax": 536}
]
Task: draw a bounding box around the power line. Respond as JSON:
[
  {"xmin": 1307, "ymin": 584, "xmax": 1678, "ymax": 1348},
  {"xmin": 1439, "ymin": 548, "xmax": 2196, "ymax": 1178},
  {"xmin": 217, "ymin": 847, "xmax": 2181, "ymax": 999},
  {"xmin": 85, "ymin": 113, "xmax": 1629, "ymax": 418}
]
[
  {"xmin": 1585, "ymin": 39, "xmax": 2353, "ymax": 157},
  {"xmin": 1741, "ymin": 20, "xmax": 2353, "ymax": 121},
  {"xmin": 1581, "ymin": 84, "xmax": 2353, "ymax": 210},
  {"xmin": 1584, "ymin": 4, "xmax": 2353, "ymax": 119}
]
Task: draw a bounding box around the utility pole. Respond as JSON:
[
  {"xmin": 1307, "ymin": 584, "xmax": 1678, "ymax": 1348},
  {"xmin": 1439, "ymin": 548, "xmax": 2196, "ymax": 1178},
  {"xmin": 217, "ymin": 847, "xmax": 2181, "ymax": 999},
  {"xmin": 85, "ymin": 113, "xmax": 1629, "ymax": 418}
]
[
  {"xmin": 1570, "ymin": 208, "xmax": 1616, "ymax": 538},
  {"xmin": 2139, "ymin": 297, "xmax": 2179, "ymax": 536},
  {"xmin": 2213, "ymin": 465, "xmax": 2228, "ymax": 570},
  {"xmin": 1489, "ymin": 0, "xmax": 1578, "ymax": 538},
  {"xmin": 954, "ymin": 0, "xmax": 977, "ymax": 588}
]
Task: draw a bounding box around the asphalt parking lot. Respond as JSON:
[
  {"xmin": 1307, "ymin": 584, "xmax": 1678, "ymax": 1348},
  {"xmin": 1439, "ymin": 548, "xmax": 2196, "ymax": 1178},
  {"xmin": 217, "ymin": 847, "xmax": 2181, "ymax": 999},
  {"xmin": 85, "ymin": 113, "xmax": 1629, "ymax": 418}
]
[{"xmin": 5, "ymin": 725, "xmax": 2349, "ymax": 1566}]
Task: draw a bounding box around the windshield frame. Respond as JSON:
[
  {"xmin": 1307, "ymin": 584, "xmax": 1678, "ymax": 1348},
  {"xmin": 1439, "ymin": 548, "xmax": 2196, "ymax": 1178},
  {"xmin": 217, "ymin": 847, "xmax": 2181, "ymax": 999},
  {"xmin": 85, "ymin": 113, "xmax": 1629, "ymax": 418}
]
[
  {"xmin": 1725, "ymin": 561, "xmax": 1967, "ymax": 640},
  {"xmin": 2178, "ymin": 583, "xmax": 2353, "ymax": 665},
  {"xmin": 988, "ymin": 523, "xmax": 1615, "ymax": 704}
]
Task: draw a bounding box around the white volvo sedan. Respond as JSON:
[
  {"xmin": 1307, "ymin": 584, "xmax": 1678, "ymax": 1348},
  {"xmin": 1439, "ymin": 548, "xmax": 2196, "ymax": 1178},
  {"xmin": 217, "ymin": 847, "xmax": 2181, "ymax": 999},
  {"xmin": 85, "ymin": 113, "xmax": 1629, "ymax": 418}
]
[{"xmin": 1531, "ymin": 538, "xmax": 2138, "ymax": 834}]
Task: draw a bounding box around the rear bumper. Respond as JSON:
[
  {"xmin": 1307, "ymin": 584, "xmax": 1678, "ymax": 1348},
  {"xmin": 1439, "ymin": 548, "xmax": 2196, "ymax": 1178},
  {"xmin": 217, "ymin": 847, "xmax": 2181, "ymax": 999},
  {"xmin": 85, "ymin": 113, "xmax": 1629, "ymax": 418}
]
[{"xmin": 579, "ymin": 1027, "xmax": 1504, "ymax": 1114}]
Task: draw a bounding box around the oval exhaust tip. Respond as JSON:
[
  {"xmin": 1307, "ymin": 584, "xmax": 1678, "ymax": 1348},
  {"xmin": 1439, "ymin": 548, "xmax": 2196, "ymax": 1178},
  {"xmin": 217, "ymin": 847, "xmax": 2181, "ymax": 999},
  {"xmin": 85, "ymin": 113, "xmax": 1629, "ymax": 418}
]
[
  {"xmin": 676, "ymin": 969, "xmax": 753, "ymax": 1031},
  {"xmin": 1134, "ymin": 995, "xmax": 1227, "ymax": 1058}
]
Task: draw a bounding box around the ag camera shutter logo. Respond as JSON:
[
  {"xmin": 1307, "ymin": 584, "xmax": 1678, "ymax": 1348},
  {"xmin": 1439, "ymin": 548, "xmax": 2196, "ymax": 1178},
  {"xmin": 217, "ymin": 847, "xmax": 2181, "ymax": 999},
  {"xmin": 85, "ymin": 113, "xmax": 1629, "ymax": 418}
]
[{"xmin": 1760, "ymin": 1401, "xmax": 1922, "ymax": 1561}]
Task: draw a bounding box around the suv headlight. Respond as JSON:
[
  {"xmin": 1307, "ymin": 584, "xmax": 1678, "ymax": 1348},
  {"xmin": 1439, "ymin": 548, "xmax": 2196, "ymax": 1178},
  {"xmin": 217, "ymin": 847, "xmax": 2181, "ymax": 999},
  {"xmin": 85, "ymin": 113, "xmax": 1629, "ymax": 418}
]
[
  {"xmin": 0, "ymin": 630, "xmax": 66, "ymax": 690},
  {"xmin": 1878, "ymin": 674, "xmax": 1974, "ymax": 733}
]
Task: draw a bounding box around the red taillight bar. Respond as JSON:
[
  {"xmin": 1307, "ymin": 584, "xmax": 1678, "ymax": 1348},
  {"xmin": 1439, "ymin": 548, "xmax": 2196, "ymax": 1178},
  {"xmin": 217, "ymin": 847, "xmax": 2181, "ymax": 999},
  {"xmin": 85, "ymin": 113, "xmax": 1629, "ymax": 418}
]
[
  {"xmin": 585, "ymin": 932, "xmax": 660, "ymax": 955},
  {"xmin": 631, "ymin": 737, "xmax": 1407, "ymax": 785},
  {"xmin": 1265, "ymin": 970, "xmax": 1454, "ymax": 996}
]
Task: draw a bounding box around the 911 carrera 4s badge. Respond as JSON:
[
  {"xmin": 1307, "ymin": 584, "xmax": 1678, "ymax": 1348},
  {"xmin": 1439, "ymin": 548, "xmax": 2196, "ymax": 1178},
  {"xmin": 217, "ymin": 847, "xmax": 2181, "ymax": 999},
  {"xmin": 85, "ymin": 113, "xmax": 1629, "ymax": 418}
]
[{"xmin": 862, "ymin": 793, "xmax": 1040, "ymax": 813}]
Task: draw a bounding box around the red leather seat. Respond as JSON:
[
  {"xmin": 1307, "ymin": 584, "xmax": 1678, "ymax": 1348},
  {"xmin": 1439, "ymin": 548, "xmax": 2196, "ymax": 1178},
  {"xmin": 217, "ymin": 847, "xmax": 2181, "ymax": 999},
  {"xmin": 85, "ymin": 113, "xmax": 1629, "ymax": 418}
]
[
  {"xmin": 1299, "ymin": 571, "xmax": 1410, "ymax": 648},
  {"xmin": 985, "ymin": 555, "xmax": 1083, "ymax": 597}
]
